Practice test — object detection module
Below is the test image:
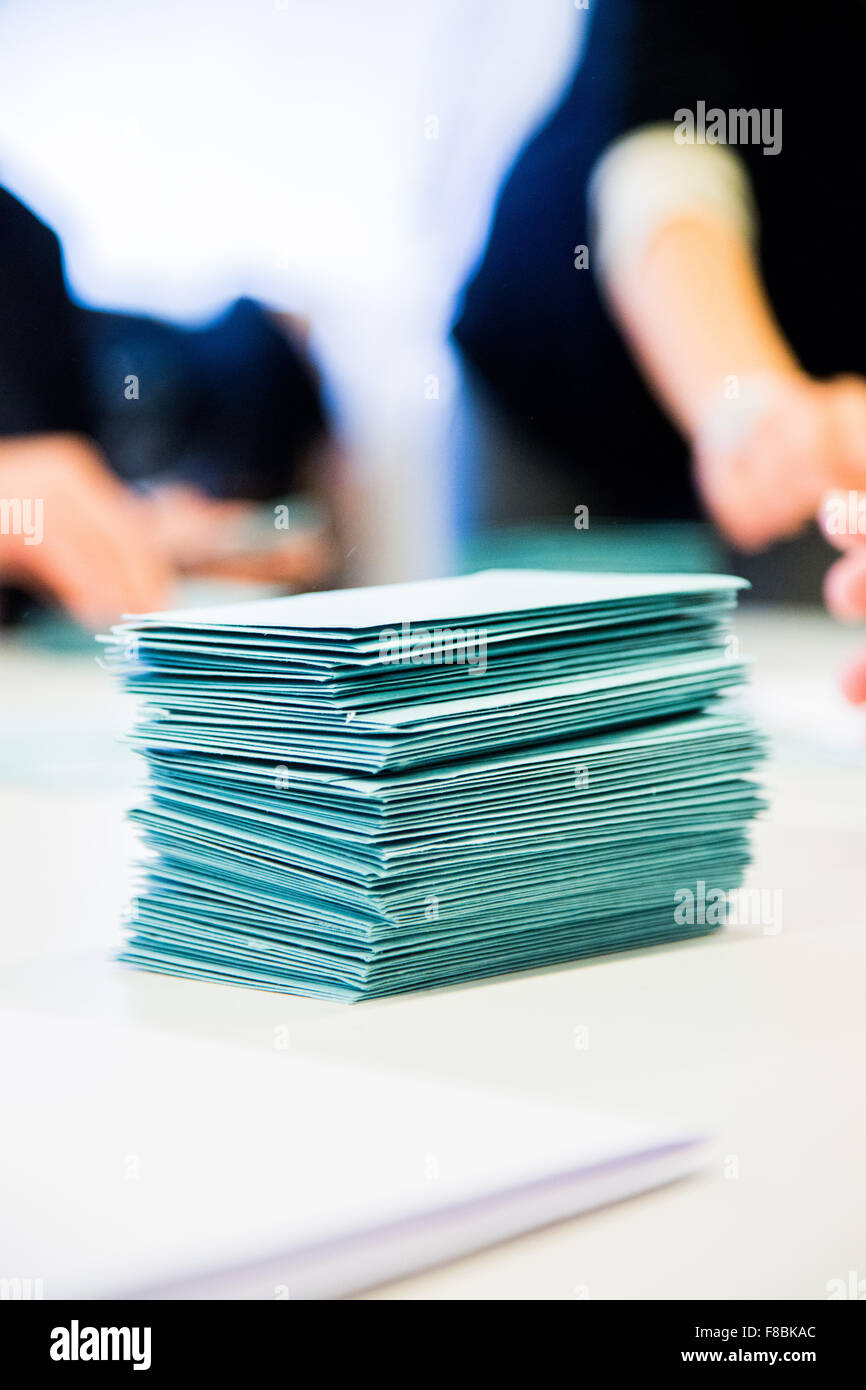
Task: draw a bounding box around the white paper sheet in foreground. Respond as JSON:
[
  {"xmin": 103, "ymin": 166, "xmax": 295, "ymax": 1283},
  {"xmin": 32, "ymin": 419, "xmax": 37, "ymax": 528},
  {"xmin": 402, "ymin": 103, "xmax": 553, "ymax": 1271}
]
[{"xmin": 0, "ymin": 1013, "xmax": 705, "ymax": 1299}]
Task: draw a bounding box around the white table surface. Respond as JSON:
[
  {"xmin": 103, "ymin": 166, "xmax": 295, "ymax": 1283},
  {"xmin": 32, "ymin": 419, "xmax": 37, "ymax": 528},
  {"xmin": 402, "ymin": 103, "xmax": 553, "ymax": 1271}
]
[{"xmin": 1, "ymin": 605, "xmax": 864, "ymax": 1300}]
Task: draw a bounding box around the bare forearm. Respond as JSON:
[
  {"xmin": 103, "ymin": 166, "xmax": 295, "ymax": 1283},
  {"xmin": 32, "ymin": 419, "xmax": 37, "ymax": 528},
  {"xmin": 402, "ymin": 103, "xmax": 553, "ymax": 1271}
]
[{"xmin": 603, "ymin": 213, "xmax": 801, "ymax": 437}]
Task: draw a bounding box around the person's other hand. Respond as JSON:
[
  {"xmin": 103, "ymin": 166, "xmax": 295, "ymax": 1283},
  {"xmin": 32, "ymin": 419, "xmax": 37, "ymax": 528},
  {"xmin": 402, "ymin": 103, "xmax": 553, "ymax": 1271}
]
[
  {"xmin": 0, "ymin": 433, "xmax": 172, "ymax": 626},
  {"xmin": 145, "ymin": 483, "xmax": 335, "ymax": 589},
  {"xmin": 693, "ymin": 373, "xmax": 866, "ymax": 551}
]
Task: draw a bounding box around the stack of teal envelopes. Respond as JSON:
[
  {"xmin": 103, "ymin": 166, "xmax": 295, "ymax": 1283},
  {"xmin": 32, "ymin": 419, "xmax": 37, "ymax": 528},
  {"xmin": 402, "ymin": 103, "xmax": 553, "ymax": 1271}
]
[{"xmin": 104, "ymin": 570, "xmax": 765, "ymax": 1001}]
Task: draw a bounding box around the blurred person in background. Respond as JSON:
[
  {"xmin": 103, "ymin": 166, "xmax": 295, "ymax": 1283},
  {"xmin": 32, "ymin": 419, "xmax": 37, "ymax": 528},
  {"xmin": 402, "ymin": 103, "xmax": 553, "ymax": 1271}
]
[
  {"xmin": 7, "ymin": 0, "xmax": 866, "ymax": 698},
  {"xmin": 0, "ymin": 185, "xmax": 334, "ymax": 628},
  {"xmin": 0, "ymin": 0, "xmax": 582, "ymax": 601},
  {"xmin": 454, "ymin": 0, "xmax": 866, "ymax": 698}
]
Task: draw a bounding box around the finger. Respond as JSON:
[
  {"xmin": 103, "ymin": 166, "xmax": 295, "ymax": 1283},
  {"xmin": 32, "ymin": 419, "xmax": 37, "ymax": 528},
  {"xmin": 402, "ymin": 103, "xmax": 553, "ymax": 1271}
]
[
  {"xmin": 704, "ymin": 436, "xmax": 807, "ymax": 551},
  {"xmin": 109, "ymin": 508, "xmax": 173, "ymax": 614},
  {"xmin": 692, "ymin": 443, "xmax": 769, "ymax": 550},
  {"xmin": 190, "ymin": 535, "xmax": 332, "ymax": 586},
  {"xmin": 823, "ymin": 547, "xmax": 866, "ymax": 621},
  {"xmin": 840, "ymin": 647, "xmax": 866, "ymax": 704},
  {"xmin": 78, "ymin": 490, "xmax": 173, "ymax": 615},
  {"xmin": 32, "ymin": 486, "xmax": 169, "ymax": 624},
  {"xmin": 59, "ymin": 446, "xmax": 173, "ymax": 613},
  {"xmin": 18, "ymin": 526, "xmax": 129, "ymax": 628},
  {"xmin": 0, "ymin": 438, "xmax": 170, "ymax": 620},
  {"xmin": 144, "ymin": 492, "xmax": 251, "ymax": 569}
]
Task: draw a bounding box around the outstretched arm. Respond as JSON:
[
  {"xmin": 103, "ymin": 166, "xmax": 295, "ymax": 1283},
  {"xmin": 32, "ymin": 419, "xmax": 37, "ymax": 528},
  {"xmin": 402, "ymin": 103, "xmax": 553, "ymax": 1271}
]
[{"xmin": 591, "ymin": 130, "xmax": 866, "ymax": 553}]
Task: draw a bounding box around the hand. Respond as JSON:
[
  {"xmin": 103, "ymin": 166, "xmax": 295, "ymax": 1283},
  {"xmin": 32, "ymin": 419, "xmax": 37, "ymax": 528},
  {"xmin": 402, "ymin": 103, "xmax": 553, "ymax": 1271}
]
[
  {"xmin": 0, "ymin": 434, "xmax": 172, "ymax": 626},
  {"xmin": 693, "ymin": 373, "xmax": 866, "ymax": 551},
  {"xmin": 145, "ymin": 483, "xmax": 335, "ymax": 588}
]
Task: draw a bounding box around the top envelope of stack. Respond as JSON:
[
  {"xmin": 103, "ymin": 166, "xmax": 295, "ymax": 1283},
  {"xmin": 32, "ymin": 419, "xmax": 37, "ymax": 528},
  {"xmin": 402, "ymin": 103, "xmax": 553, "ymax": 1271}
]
[{"xmin": 106, "ymin": 570, "xmax": 748, "ymax": 774}]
